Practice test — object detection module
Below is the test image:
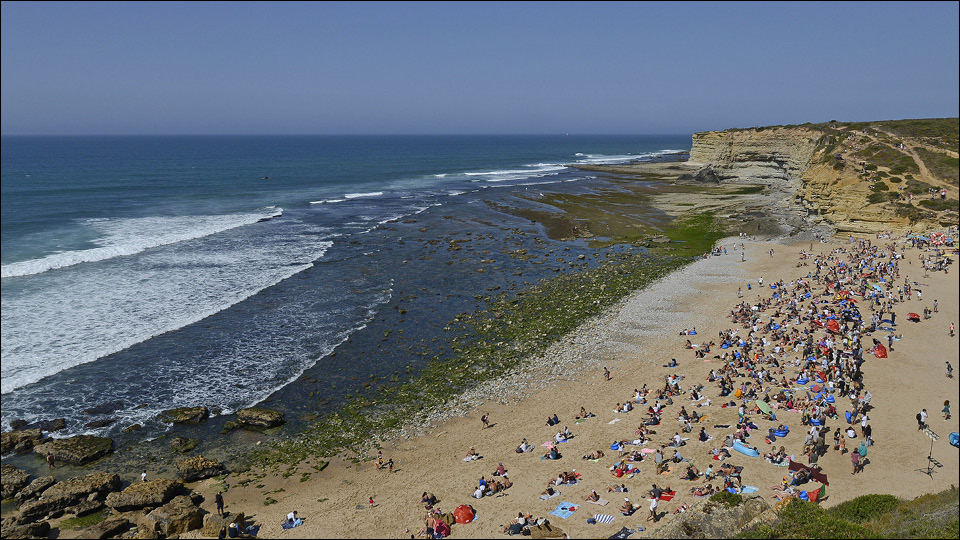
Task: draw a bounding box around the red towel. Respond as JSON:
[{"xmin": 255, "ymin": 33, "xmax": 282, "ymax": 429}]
[{"xmin": 659, "ymin": 491, "xmax": 677, "ymax": 502}]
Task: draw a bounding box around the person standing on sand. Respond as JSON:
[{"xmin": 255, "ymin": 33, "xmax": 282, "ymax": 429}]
[
  {"xmin": 947, "ymin": 361, "xmax": 954, "ymax": 379},
  {"xmin": 604, "ymin": 367, "xmax": 611, "ymax": 381},
  {"xmin": 216, "ymin": 491, "xmax": 224, "ymax": 517},
  {"xmin": 943, "ymin": 401, "xmax": 951, "ymax": 421},
  {"xmin": 481, "ymin": 413, "xmax": 489, "ymax": 430},
  {"xmin": 917, "ymin": 409, "xmax": 928, "ymax": 430}
]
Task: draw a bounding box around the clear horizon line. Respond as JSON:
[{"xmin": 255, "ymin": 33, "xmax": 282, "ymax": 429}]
[{"xmin": 0, "ymin": 132, "xmax": 696, "ymax": 138}]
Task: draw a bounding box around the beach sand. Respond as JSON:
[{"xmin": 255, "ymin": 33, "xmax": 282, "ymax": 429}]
[{"xmin": 181, "ymin": 235, "xmax": 959, "ymax": 539}]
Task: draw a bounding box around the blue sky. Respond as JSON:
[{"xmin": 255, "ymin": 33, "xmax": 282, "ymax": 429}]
[{"xmin": 2, "ymin": 1, "xmax": 958, "ymax": 135}]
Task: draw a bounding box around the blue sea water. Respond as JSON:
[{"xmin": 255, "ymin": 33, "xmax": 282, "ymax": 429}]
[{"xmin": 1, "ymin": 134, "xmax": 690, "ymax": 440}]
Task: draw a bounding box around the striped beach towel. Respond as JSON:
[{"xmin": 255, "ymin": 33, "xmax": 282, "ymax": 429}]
[{"xmin": 594, "ymin": 513, "xmax": 616, "ymax": 524}]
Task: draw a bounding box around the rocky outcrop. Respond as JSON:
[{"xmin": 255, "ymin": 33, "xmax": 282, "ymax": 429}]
[
  {"xmin": 176, "ymin": 455, "xmax": 225, "ymax": 482},
  {"xmin": 1, "ymin": 464, "xmax": 30, "ymax": 498},
  {"xmin": 33, "ymin": 435, "xmax": 114, "ymax": 465},
  {"xmin": 14, "ymin": 476, "xmax": 55, "ymax": 505},
  {"xmin": 1, "ymin": 429, "xmax": 48, "ymax": 454},
  {"xmin": 77, "ymin": 518, "xmax": 132, "ymax": 539},
  {"xmin": 158, "ymin": 406, "xmax": 209, "ymax": 424},
  {"xmin": 171, "ymin": 437, "xmax": 199, "ymax": 453},
  {"xmin": 17, "ymin": 472, "xmax": 121, "ymax": 523},
  {"xmin": 648, "ymin": 494, "xmax": 774, "ymax": 538},
  {"xmin": 0, "ymin": 520, "xmax": 51, "ymax": 540},
  {"xmin": 105, "ymin": 478, "xmax": 184, "ymax": 511},
  {"xmin": 236, "ymin": 407, "xmax": 286, "ymax": 429},
  {"xmin": 141, "ymin": 494, "xmax": 205, "ymax": 537}
]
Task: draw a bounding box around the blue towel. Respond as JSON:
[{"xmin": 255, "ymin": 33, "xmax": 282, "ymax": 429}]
[{"xmin": 549, "ymin": 502, "xmax": 579, "ymax": 519}]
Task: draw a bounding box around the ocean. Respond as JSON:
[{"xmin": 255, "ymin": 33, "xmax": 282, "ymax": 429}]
[{"xmin": 1, "ymin": 134, "xmax": 690, "ymax": 444}]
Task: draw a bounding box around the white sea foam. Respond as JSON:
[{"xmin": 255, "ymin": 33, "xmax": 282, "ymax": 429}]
[
  {"xmin": 463, "ymin": 164, "xmax": 567, "ymax": 183},
  {"xmin": 344, "ymin": 191, "xmax": 384, "ymax": 199},
  {"xmin": 0, "ymin": 222, "xmax": 332, "ymax": 394},
  {"xmin": 310, "ymin": 199, "xmax": 346, "ymax": 205},
  {"xmin": 573, "ymin": 149, "xmax": 687, "ymax": 165},
  {"xmin": 1, "ymin": 208, "xmax": 283, "ymax": 278}
]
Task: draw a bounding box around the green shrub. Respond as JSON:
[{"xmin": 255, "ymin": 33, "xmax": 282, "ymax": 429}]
[
  {"xmin": 829, "ymin": 494, "xmax": 900, "ymax": 523},
  {"xmin": 710, "ymin": 490, "xmax": 743, "ymax": 508},
  {"xmin": 873, "ymin": 181, "xmax": 889, "ymax": 191}
]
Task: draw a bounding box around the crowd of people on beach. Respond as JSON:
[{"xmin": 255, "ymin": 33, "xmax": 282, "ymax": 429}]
[{"xmin": 402, "ymin": 232, "xmax": 955, "ymax": 538}]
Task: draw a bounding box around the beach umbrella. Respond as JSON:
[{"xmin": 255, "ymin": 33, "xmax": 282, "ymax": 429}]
[
  {"xmin": 826, "ymin": 320, "xmax": 840, "ymax": 333},
  {"xmin": 908, "ymin": 313, "xmax": 921, "ymax": 322},
  {"xmin": 454, "ymin": 505, "xmax": 475, "ymax": 524},
  {"xmin": 874, "ymin": 344, "xmax": 887, "ymax": 359}
]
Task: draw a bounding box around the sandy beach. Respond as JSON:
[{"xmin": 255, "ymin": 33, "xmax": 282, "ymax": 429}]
[{"xmin": 177, "ymin": 233, "xmax": 959, "ymax": 539}]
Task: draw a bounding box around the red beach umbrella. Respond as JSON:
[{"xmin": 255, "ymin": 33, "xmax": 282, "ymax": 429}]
[
  {"xmin": 874, "ymin": 344, "xmax": 887, "ymax": 359},
  {"xmin": 908, "ymin": 313, "xmax": 921, "ymax": 322},
  {"xmin": 826, "ymin": 320, "xmax": 840, "ymax": 333},
  {"xmin": 454, "ymin": 505, "xmax": 475, "ymax": 524}
]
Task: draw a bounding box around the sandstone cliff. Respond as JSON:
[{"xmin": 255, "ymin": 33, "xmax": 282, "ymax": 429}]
[{"xmin": 685, "ymin": 120, "xmax": 959, "ymax": 235}]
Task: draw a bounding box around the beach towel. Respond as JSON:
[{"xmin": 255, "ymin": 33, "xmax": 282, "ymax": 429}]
[
  {"xmin": 741, "ymin": 486, "xmax": 759, "ymax": 494},
  {"xmin": 658, "ymin": 490, "xmax": 677, "ymax": 501},
  {"xmin": 594, "ymin": 513, "xmax": 616, "ymax": 524},
  {"xmin": 549, "ymin": 502, "xmax": 579, "ymax": 520},
  {"xmin": 281, "ymin": 519, "xmax": 303, "ymax": 529},
  {"xmin": 587, "ymin": 498, "xmax": 610, "ymax": 506},
  {"xmin": 608, "ymin": 418, "xmax": 621, "ymax": 425},
  {"xmin": 540, "ymin": 491, "xmax": 562, "ymax": 500},
  {"xmin": 607, "ymin": 527, "xmax": 635, "ymax": 539}
]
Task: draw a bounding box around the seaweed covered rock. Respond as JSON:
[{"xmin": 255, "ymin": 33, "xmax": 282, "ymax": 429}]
[
  {"xmin": 1, "ymin": 429, "xmax": 47, "ymax": 454},
  {"xmin": 106, "ymin": 478, "xmax": 184, "ymax": 511},
  {"xmin": 176, "ymin": 455, "xmax": 224, "ymax": 482},
  {"xmin": 201, "ymin": 512, "xmax": 245, "ymax": 536},
  {"xmin": 1, "ymin": 464, "xmax": 30, "ymax": 499},
  {"xmin": 33, "ymin": 435, "xmax": 114, "ymax": 465},
  {"xmin": 158, "ymin": 406, "xmax": 209, "ymax": 424},
  {"xmin": 235, "ymin": 407, "xmax": 285, "ymax": 429},
  {"xmin": 170, "ymin": 437, "xmax": 199, "ymax": 453},
  {"xmin": 18, "ymin": 472, "xmax": 121, "ymax": 523},
  {"xmin": 141, "ymin": 494, "xmax": 205, "ymax": 537}
]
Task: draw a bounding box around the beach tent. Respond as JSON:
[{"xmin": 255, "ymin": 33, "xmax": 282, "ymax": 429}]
[
  {"xmin": 434, "ymin": 519, "xmax": 451, "ymax": 537},
  {"xmin": 454, "ymin": 505, "xmax": 475, "ymax": 524}
]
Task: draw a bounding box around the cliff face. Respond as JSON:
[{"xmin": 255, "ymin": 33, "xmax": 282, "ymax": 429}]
[{"xmin": 688, "ymin": 127, "xmax": 821, "ymax": 191}]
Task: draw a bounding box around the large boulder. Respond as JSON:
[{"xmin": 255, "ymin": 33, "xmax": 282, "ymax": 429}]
[
  {"xmin": 201, "ymin": 511, "xmax": 245, "ymax": 537},
  {"xmin": 158, "ymin": 407, "xmax": 209, "ymax": 424},
  {"xmin": 677, "ymin": 165, "xmax": 724, "ymax": 185},
  {"xmin": 33, "ymin": 435, "xmax": 114, "ymax": 465},
  {"xmin": 170, "ymin": 437, "xmax": 199, "ymax": 453},
  {"xmin": 236, "ymin": 407, "xmax": 285, "ymax": 429},
  {"xmin": 0, "ymin": 464, "xmax": 30, "ymax": 499},
  {"xmin": 141, "ymin": 495, "xmax": 205, "ymax": 537},
  {"xmin": 1, "ymin": 429, "xmax": 47, "ymax": 454},
  {"xmin": 0, "ymin": 520, "xmax": 50, "ymax": 539},
  {"xmin": 176, "ymin": 455, "xmax": 224, "ymax": 482},
  {"xmin": 77, "ymin": 518, "xmax": 132, "ymax": 539},
  {"xmin": 106, "ymin": 479, "xmax": 184, "ymax": 511},
  {"xmin": 14, "ymin": 476, "xmax": 55, "ymax": 505}
]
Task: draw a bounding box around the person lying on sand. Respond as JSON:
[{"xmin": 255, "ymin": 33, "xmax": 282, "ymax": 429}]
[
  {"xmin": 582, "ymin": 449, "xmax": 604, "ymax": 460},
  {"xmin": 607, "ymin": 483, "xmax": 628, "ymax": 493}
]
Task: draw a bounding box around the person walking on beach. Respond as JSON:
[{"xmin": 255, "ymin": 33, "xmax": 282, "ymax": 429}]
[
  {"xmin": 943, "ymin": 401, "xmax": 951, "ymax": 421},
  {"xmin": 917, "ymin": 409, "xmax": 928, "ymax": 430},
  {"xmin": 950, "ymin": 322, "xmax": 955, "ymax": 337},
  {"xmin": 216, "ymin": 491, "xmax": 225, "ymax": 517},
  {"xmin": 947, "ymin": 361, "xmax": 954, "ymax": 379},
  {"xmin": 481, "ymin": 413, "xmax": 490, "ymax": 430},
  {"xmin": 604, "ymin": 367, "xmax": 611, "ymax": 381}
]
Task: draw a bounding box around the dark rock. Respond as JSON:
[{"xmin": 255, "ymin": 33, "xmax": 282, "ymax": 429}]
[
  {"xmin": 142, "ymin": 494, "xmax": 205, "ymax": 537},
  {"xmin": 83, "ymin": 400, "xmax": 125, "ymax": 416},
  {"xmin": 221, "ymin": 421, "xmax": 238, "ymax": 433},
  {"xmin": 176, "ymin": 455, "xmax": 224, "ymax": 482},
  {"xmin": 106, "ymin": 478, "xmax": 184, "ymax": 511},
  {"xmin": 122, "ymin": 423, "xmax": 142, "ymax": 433},
  {"xmin": 84, "ymin": 418, "xmax": 116, "ymax": 429},
  {"xmin": 158, "ymin": 406, "xmax": 209, "ymax": 424},
  {"xmin": 1, "ymin": 464, "xmax": 30, "ymax": 499},
  {"xmin": 235, "ymin": 407, "xmax": 285, "ymax": 429},
  {"xmin": 9, "ymin": 419, "xmax": 28, "ymax": 430},
  {"xmin": 677, "ymin": 165, "xmax": 724, "ymax": 185},
  {"xmin": 0, "ymin": 520, "xmax": 51, "ymax": 539},
  {"xmin": 41, "ymin": 418, "xmax": 67, "ymax": 432},
  {"xmin": 33, "ymin": 435, "xmax": 114, "ymax": 465},
  {"xmin": 77, "ymin": 518, "xmax": 131, "ymax": 539},
  {"xmin": 1, "ymin": 429, "xmax": 47, "ymax": 454},
  {"xmin": 69, "ymin": 498, "xmax": 105, "ymax": 516},
  {"xmin": 14, "ymin": 476, "xmax": 55, "ymax": 505},
  {"xmin": 170, "ymin": 437, "xmax": 199, "ymax": 453}
]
